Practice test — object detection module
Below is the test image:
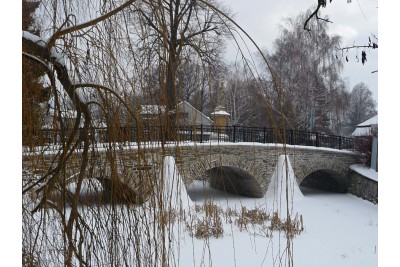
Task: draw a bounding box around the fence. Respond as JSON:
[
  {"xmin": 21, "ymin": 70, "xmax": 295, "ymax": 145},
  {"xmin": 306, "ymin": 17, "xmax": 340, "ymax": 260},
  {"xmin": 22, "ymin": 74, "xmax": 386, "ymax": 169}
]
[{"xmin": 34, "ymin": 125, "xmax": 363, "ymax": 151}]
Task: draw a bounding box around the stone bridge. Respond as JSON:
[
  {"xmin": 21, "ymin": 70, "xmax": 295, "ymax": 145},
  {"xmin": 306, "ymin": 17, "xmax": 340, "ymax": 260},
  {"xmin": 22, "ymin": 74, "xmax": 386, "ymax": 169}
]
[
  {"xmin": 24, "ymin": 141, "xmax": 371, "ymax": 200},
  {"xmin": 140, "ymin": 142, "xmax": 359, "ymax": 193}
]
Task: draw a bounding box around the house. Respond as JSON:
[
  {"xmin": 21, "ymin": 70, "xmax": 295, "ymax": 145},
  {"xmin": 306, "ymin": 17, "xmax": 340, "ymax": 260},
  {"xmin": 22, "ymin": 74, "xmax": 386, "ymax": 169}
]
[
  {"xmin": 351, "ymin": 115, "xmax": 378, "ymax": 137},
  {"xmin": 175, "ymin": 101, "xmax": 213, "ymax": 127},
  {"xmin": 351, "ymin": 115, "xmax": 378, "ymax": 171}
]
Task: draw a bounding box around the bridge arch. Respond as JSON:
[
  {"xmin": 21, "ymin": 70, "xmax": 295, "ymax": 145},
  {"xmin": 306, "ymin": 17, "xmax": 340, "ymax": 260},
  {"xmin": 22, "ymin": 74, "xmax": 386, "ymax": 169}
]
[
  {"xmin": 173, "ymin": 144, "xmax": 357, "ymax": 192},
  {"xmin": 299, "ymin": 169, "xmax": 348, "ymax": 193},
  {"xmin": 183, "ymin": 152, "xmax": 269, "ymax": 189},
  {"xmin": 292, "ymin": 158, "xmax": 349, "ymax": 183}
]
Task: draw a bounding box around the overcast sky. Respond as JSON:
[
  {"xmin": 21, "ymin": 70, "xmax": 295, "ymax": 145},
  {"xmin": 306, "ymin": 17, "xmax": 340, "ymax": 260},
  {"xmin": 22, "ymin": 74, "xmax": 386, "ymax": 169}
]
[{"xmin": 219, "ymin": 0, "xmax": 378, "ymax": 103}]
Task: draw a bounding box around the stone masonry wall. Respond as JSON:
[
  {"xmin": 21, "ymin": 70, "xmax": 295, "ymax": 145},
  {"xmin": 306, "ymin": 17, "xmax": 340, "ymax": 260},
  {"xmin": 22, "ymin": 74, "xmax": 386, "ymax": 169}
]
[
  {"xmin": 347, "ymin": 170, "xmax": 378, "ymax": 204},
  {"xmin": 169, "ymin": 143, "xmax": 359, "ymax": 191}
]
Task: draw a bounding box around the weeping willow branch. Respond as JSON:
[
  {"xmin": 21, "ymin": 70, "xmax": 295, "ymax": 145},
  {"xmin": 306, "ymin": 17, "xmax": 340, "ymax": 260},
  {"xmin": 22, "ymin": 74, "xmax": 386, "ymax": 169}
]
[
  {"xmin": 47, "ymin": 0, "xmax": 137, "ymax": 49},
  {"xmin": 23, "ymin": 34, "xmax": 93, "ymax": 219},
  {"xmin": 74, "ymin": 83, "xmax": 140, "ymax": 126}
]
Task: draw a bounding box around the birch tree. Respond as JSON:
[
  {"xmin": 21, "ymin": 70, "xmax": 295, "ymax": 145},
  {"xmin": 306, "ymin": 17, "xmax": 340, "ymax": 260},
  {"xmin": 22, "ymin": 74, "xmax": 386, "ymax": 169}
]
[
  {"xmin": 347, "ymin": 82, "xmax": 377, "ymax": 130},
  {"xmin": 264, "ymin": 10, "xmax": 343, "ymax": 133}
]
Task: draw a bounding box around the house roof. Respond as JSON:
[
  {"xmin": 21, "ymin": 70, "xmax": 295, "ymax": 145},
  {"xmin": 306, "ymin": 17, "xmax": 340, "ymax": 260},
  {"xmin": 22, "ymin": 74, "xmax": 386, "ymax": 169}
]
[
  {"xmin": 177, "ymin": 101, "xmax": 213, "ymax": 124},
  {"xmin": 351, "ymin": 115, "xmax": 378, "ymax": 137},
  {"xmin": 357, "ymin": 115, "xmax": 378, "ymax": 127}
]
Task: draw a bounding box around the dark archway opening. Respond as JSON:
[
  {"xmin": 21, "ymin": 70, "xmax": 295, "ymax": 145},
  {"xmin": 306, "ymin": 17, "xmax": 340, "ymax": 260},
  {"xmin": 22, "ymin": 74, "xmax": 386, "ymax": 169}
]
[
  {"xmin": 186, "ymin": 165, "xmax": 263, "ymax": 202},
  {"xmin": 300, "ymin": 169, "xmax": 347, "ymax": 195}
]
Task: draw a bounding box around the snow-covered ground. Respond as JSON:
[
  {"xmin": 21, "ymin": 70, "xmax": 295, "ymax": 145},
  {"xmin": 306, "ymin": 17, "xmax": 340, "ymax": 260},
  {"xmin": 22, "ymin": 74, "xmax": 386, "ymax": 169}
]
[
  {"xmin": 183, "ymin": 182, "xmax": 377, "ymax": 267},
  {"xmin": 182, "ymin": 155, "xmax": 378, "ymax": 267}
]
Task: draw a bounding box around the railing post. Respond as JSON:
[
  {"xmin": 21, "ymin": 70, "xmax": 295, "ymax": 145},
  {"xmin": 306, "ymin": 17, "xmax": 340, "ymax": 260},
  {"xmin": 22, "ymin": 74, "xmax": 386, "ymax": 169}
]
[
  {"xmin": 339, "ymin": 136, "xmax": 342, "ymax": 150},
  {"xmin": 160, "ymin": 126, "xmax": 163, "ymax": 144},
  {"xmin": 263, "ymin": 127, "xmax": 266, "ymax": 143},
  {"xmin": 233, "ymin": 125, "xmax": 236, "ymax": 143},
  {"xmin": 315, "ymin": 132, "xmax": 319, "ymax": 147},
  {"xmin": 290, "ymin": 129, "xmax": 294, "ymax": 145},
  {"xmin": 200, "ymin": 124, "xmax": 203, "ymax": 143}
]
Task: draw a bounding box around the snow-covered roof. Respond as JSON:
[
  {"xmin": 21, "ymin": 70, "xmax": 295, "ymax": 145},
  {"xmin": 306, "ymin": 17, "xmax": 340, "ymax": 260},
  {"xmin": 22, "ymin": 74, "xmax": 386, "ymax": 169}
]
[
  {"xmin": 351, "ymin": 115, "xmax": 378, "ymax": 137},
  {"xmin": 211, "ymin": 110, "xmax": 230, "ymax": 116},
  {"xmin": 210, "ymin": 105, "xmax": 230, "ymax": 117},
  {"xmin": 357, "ymin": 115, "xmax": 378, "ymax": 127}
]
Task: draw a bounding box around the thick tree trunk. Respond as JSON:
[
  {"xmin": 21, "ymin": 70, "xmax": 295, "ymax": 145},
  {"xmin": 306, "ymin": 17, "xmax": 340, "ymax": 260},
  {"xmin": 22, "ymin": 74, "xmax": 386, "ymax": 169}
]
[{"xmin": 164, "ymin": 62, "xmax": 177, "ymax": 142}]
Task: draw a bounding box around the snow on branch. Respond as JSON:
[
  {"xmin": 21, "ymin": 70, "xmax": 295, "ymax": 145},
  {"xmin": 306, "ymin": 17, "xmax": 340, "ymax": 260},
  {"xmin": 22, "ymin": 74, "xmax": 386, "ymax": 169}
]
[
  {"xmin": 23, "ymin": 31, "xmax": 66, "ymax": 66},
  {"xmin": 22, "ymin": 31, "xmax": 47, "ymax": 47},
  {"xmin": 23, "ymin": 31, "xmax": 88, "ymax": 111}
]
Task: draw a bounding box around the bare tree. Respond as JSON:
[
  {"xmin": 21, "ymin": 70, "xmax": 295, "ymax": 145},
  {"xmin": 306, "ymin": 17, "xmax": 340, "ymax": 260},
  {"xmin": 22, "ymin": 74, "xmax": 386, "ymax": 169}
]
[
  {"xmin": 347, "ymin": 82, "xmax": 377, "ymax": 131},
  {"xmin": 128, "ymin": 0, "xmax": 228, "ymax": 114},
  {"xmin": 327, "ymin": 79, "xmax": 351, "ymax": 135},
  {"xmin": 263, "ymin": 10, "xmax": 343, "ymax": 133},
  {"xmin": 223, "ymin": 64, "xmax": 257, "ymax": 126}
]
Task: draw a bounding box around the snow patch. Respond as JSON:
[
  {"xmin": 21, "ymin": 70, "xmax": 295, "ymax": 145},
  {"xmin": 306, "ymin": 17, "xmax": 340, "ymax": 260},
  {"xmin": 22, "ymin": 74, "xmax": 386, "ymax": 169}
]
[
  {"xmin": 265, "ymin": 154, "xmax": 304, "ymax": 217},
  {"xmin": 50, "ymin": 46, "xmax": 66, "ymax": 65},
  {"xmin": 22, "ymin": 31, "xmax": 47, "ymax": 47},
  {"xmin": 350, "ymin": 164, "xmax": 378, "ymax": 182},
  {"xmin": 153, "ymin": 156, "xmax": 193, "ymax": 211}
]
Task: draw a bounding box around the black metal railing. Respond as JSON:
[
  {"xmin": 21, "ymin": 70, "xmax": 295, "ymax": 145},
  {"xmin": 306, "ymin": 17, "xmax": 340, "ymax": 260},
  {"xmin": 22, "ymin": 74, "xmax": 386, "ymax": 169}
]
[{"xmin": 32, "ymin": 125, "xmax": 363, "ymax": 151}]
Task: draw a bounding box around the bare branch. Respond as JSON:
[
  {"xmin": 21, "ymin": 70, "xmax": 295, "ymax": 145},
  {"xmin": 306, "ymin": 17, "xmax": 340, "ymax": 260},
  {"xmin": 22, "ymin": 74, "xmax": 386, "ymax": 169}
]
[
  {"xmin": 73, "ymin": 83, "xmax": 140, "ymax": 125},
  {"xmin": 47, "ymin": 0, "xmax": 137, "ymax": 48},
  {"xmin": 303, "ymin": 1, "xmax": 333, "ymax": 32},
  {"xmin": 339, "ymin": 44, "xmax": 378, "ymax": 50}
]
